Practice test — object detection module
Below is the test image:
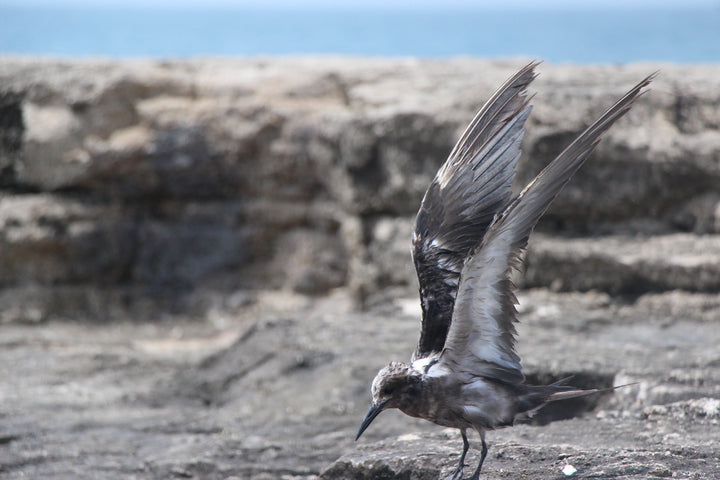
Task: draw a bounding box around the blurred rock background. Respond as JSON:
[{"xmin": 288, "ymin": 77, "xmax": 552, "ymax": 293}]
[{"xmin": 1, "ymin": 58, "xmax": 719, "ymax": 479}]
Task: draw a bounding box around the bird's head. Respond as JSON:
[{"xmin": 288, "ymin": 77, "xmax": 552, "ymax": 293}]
[{"xmin": 355, "ymin": 361, "xmax": 422, "ymax": 440}]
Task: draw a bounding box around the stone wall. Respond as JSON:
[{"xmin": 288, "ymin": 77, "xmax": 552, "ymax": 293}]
[{"xmin": 1, "ymin": 58, "xmax": 719, "ymax": 321}]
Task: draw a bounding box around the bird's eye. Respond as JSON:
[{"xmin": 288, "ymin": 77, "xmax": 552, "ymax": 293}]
[{"xmin": 381, "ymin": 385, "xmax": 395, "ymax": 396}]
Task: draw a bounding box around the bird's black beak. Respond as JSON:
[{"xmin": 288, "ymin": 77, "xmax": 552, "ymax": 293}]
[{"xmin": 355, "ymin": 400, "xmax": 388, "ymax": 441}]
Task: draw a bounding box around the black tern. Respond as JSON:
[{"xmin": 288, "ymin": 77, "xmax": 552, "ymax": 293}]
[{"xmin": 355, "ymin": 62, "xmax": 653, "ymax": 480}]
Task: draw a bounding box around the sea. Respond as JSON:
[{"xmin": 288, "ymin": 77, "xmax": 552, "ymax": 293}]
[{"xmin": 1, "ymin": 4, "xmax": 719, "ymax": 63}]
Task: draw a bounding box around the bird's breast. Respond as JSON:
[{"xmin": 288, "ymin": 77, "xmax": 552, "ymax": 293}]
[
  {"xmin": 397, "ymin": 375, "xmax": 472, "ymax": 429},
  {"xmin": 400, "ymin": 376, "xmax": 517, "ymax": 430}
]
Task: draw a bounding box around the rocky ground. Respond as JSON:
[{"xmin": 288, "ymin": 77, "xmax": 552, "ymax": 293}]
[
  {"xmin": 2, "ymin": 288, "xmax": 719, "ymax": 479},
  {"xmin": 0, "ymin": 58, "xmax": 719, "ymax": 479}
]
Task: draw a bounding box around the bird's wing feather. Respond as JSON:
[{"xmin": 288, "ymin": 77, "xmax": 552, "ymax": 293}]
[
  {"xmin": 439, "ymin": 73, "xmax": 655, "ymax": 383},
  {"xmin": 412, "ymin": 61, "xmax": 539, "ymax": 360}
]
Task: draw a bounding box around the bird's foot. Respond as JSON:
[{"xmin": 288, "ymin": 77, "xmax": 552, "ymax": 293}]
[{"xmin": 441, "ymin": 464, "xmax": 465, "ymax": 480}]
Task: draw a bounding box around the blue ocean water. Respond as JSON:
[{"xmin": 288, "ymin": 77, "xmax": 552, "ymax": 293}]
[{"xmin": 1, "ymin": 5, "xmax": 719, "ymax": 63}]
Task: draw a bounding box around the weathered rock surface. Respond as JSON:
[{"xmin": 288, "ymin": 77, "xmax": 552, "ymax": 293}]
[
  {"xmin": 0, "ymin": 58, "xmax": 719, "ymax": 479},
  {"xmin": 2, "ymin": 289, "xmax": 719, "ymax": 479},
  {"xmin": 523, "ymin": 233, "xmax": 720, "ymax": 294},
  {"xmin": 1, "ymin": 58, "xmax": 720, "ymax": 316}
]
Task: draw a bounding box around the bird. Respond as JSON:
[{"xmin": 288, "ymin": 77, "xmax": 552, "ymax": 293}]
[{"xmin": 354, "ymin": 62, "xmax": 654, "ymax": 480}]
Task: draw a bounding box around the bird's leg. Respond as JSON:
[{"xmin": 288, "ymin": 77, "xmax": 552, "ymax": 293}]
[
  {"xmin": 443, "ymin": 428, "xmax": 469, "ymax": 480},
  {"xmin": 467, "ymin": 430, "xmax": 488, "ymax": 480}
]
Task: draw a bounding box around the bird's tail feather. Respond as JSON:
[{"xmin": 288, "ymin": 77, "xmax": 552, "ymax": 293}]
[
  {"xmin": 547, "ymin": 382, "xmax": 637, "ymax": 402},
  {"xmin": 515, "ymin": 381, "xmax": 636, "ymax": 414},
  {"xmin": 549, "ymin": 375, "xmax": 575, "ymax": 387}
]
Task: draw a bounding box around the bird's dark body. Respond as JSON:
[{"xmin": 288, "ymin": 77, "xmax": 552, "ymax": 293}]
[
  {"xmin": 386, "ymin": 361, "xmax": 567, "ymax": 431},
  {"xmin": 355, "ymin": 62, "xmax": 654, "ymax": 480},
  {"xmin": 400, "ymin": 375, "xmax": 514, "ymax": 430}
]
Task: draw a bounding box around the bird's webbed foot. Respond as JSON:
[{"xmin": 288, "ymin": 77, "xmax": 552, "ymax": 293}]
[
  {"xmin": 441, "ymin": 465, "xmax": 465, "ymax": 480},
  {"xmin": 441, "ymin": 429, "xmax": 470, "ymax": 480}
]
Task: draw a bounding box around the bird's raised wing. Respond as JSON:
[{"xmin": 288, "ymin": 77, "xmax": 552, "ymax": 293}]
[
  {"xmin": 412, "ymin": 62, "xmax": 539, "ymax": 360},
  {"xmin": 438, "ymin": 74, "xmax": 655, "ymax": 384}
]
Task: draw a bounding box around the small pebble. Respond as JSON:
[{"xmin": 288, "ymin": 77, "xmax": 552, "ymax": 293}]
[{"xmin": 562, "ymin": 464, "xmax": 577, "ymax": 476}]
